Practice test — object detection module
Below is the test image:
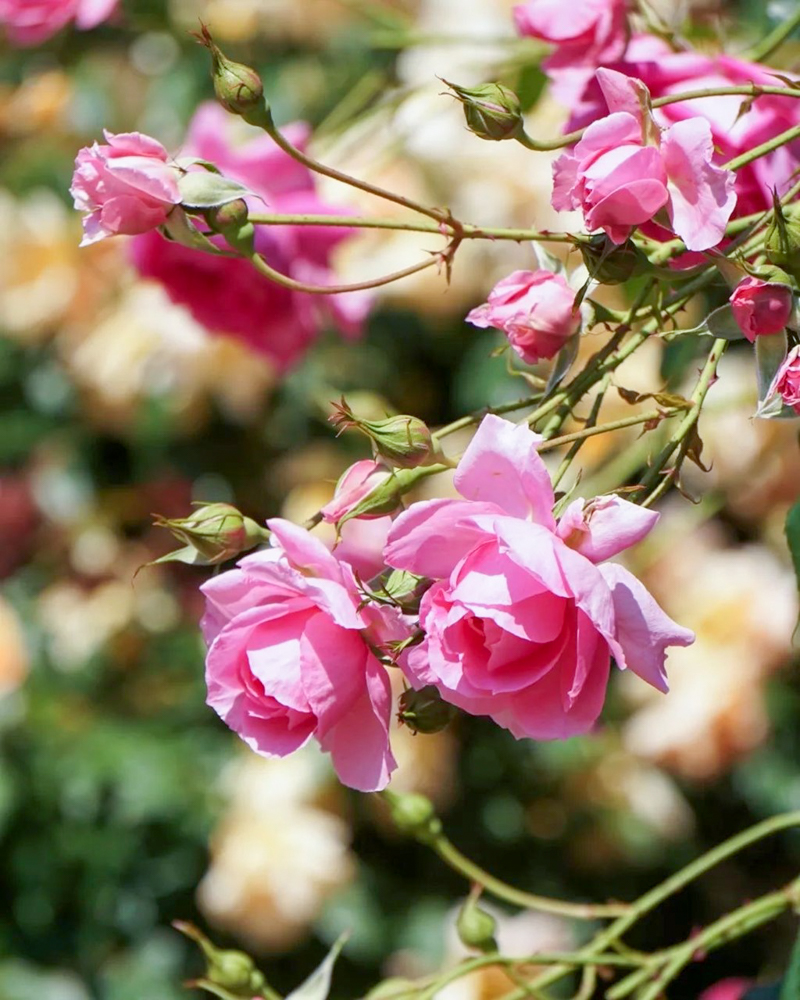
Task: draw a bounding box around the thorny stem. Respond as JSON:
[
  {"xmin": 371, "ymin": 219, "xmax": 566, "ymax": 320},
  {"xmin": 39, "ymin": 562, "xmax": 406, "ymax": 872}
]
[{"xmin": 538, "ymin": 406, "xmax": 684, "ymax": 456}]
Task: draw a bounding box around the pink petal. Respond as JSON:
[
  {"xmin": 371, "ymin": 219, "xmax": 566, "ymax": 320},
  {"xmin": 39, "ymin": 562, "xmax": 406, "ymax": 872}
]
[
  {"xmin": 454, "ymin": 414, "xmax": 555, "ymax": 527},
  {"xmin": 267, "ymin": 517, "xmax": 344, "ymax": 581},
  {"xmin": 596, "ymin": 68, "xmax": 651, "ymax": 128},
  {"xmin": 661, "ymin": 117, "xmax": 737, "ymax": 252},
  {"xmin": 598, "ymin": 562, "xmax": 694, "ymax": 692},
  {"xmin": 556, "ymin": 495, "xmax": 660, "ymax": 563},
  {"xmin": 384, "ymin": 498, "xmax": 503, "ymax": 579},
  {"xmin": 76, "ymin": 0, "xmax": 118, "ymax": 28}
]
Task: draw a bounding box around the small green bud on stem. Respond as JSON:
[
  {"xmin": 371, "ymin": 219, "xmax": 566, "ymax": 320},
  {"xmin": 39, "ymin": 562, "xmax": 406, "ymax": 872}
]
[
  {"xmin": 443, "ymin": 80, "xmax": 525, "ymax": 142},
  {"xmin": 330, "ymin": 398, "xmax": 441, "ymax": 469},
  {"xmin": 383, "ymin": 789, "xmax": 442, "ymax": 843},
  {"xmin": 398, "ymin": 685, "xmax": 457, "ymax": 734},
  {"xmin": 579, "ymin": 235, "xmax": 652, "ymax": 285},
  {"xmin": 173, "ymin": 921, "xmax": 268, "ymax": 998},
  {"xmin": 195, "ymin": 25, "xmax": 271, "ymax": 129},
  {"xmin": 766, "ymin": 188, "xmax": 800, "ymax": 283},
  {"xmin": 207, "ymin": 199, "xmax": 255, "ymax": 255},
  {"xmin": 154, "ymin": 502, "xmax": 269, "ymax": 566},
  {"xmin": 455, "ymin": 888, "xmax": 498, "ymax": 953}
]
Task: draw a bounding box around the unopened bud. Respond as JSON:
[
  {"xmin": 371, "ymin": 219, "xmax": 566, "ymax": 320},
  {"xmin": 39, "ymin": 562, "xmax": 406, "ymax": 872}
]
[
  {"xmin": 398, "ymin": 685, "xmax": 457, "ymax": 735},
  {"xmin": 456, "ymin": 895, "xmax": 498, "ymax": 953},
  {"xmin": 196, "ymin": 25, "xmax": 270, "ymax": 128},
  {"xmin": 444, "ymin": 80, "xmax": 524, "ymax": 142},
  {"xmin": 579, "ymin": 235, "xmax": 652, "ymax": 285},
  {"xmin": 174, "ymin": 921, "xmax": 267, "ymax": 998},
  {"xmin": 765, "ymin": 190, "xmax": 800, "ymax": 283},
  {"xmin": 207, "ymin": 199, "xmax": 255, "ymax": 255},
  {"xmin": 383, "ymin": 789, "xmax": 441, "ymax": 843},
  {"xmin": 154, "ymin": 503, "xmax": 268, "ymax": 566},
  {"xmin": 330, "ymin": 399, "xmax": 440, "ymax": 469}
]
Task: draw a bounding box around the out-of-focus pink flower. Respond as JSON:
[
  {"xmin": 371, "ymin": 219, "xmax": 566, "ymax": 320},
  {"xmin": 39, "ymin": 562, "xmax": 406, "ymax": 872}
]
[
  {"xmin": 552, "ymin": 68, "xmax": 736, "ymax": 251},
  {"xmin": 767, "ymin": 344, "xmax": 800, "ymax": 413},
  {"xmin": 384, "ymin": 414, "xmax": 693, "ymax": 740},
  {"xmin": 0, "ymin": 0, "xmax": 117, "ymax": 45},
  {"xmin": 698, "ymin": 979, "xmax": 751, "ymax": 1000},
  {"xmin": 201, "ymin": 518, "xmax": 407, "ymax": 791},
  {"xmin": 466, "ymin": 270, "xmax": 580, "ymax": 364},
  {"xmin": 320, "ymin": 460, "xmax": 392, "ymax": 524},
  {"xmin": 130, "ymin": 103, "xmax": 369, "ymax": 372},
  {"xmin": 71, "ymin": 130, "xmax": 182, "ymax": 246},
  {"xmin": 514, "ymin": 0, "xmax": 629, "ymax": 69},
  {"xmin": 730, "ymin": 276, "xmax": 793, "ymax": 341},
  {"xmin": 553, "ymin": 34, "xmax": 800, "ymax": 219}
]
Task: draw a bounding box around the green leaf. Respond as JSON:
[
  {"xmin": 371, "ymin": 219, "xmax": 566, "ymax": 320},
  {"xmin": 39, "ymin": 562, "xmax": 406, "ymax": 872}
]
[
  {"xmin": 286, "ymin": 933, "xmax": 349, "ymax": 1000},
  {"xmin": 545, "ymin": 333, "xmax": 580, "ymax": 392},
  {"xmin": 177, "ymin": 171, "xmax": 254, "ymax": 209},
  {"xmin": 784, "ymin": 503, "xmax": 800, "ymax": 642},
  {"xmin": 706, "ymin": 303, "xmax": 747, "ymax": 340},
  {"xmin": 779, "ymin": 920, "xmax": 800, "ymax": 1000}
]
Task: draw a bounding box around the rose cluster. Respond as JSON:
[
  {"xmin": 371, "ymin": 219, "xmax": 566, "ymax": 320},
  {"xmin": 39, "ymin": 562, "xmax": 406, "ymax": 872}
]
[{"xmin": 200, "ymin": 415, "xmax": 693, "ymax": 791}]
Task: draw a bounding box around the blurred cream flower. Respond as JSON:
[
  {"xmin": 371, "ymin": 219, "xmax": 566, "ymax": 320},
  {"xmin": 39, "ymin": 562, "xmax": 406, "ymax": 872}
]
[
  {"xmin": 197, "ymin": 749, "xmax": 355, "ymax": 951},
  {"xmin": 621, "ymin": 513, "xmax": 797, "ymax": 780}
]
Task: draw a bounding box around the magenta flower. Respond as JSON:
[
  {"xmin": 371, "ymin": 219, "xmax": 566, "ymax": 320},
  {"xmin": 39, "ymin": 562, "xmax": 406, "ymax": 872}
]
[
  {"xmin": 201, "ymin": 518, "xmax": 407, "ymax": 791},
  {"xmin": 466, "ymin": 270, "xmax": 581, "ymax": 364},
  {"xmin": 0, "ymin": 0, "xmax": 117, "ymax": 45},
  {"xmin": 129, "ymin": 103, "xmax": 369, "ymax": 371},
  {"xmin": 384, "ymin": 414, "xmax": 693, "ymax": 740},
  {"xmin": 551, "ymin": 68, "xmax": 736, "ymax": 251},
  {"xmin": 514, "ymin": 0, "xmax": 629, "ymax": 69},
  {"xmin": 70, "ymin": 130, "xmax": 182, "ymax": 246},
  {"xmin": 730, "ymin": 276, "xmax": 793, "ymax": 341},
  {"xmin": 766, "ymin": 344, "xmax": 800, "ymax": 414}
]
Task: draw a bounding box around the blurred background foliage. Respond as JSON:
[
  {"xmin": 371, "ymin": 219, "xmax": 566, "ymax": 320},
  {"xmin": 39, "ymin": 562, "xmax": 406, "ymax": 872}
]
[{"xmin": 2, "ymin": 1, "xmax": 800, "ymax": 998}]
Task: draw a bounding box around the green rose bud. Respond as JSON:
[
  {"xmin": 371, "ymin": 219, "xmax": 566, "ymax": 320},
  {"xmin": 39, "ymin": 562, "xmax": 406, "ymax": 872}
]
[
  {"xmin": 765, "ymin": 189, "xmax": 800, "ymax": 283},
  {"xmin": 196, "ymin": 25, "xmax": 271, "ymax": 129},
  {"xmin": 330, "ymin": 399, "xmax": 441, "ymax": 469},
  {"xmin": 456, "ymin": 895, "xmax": 498, "ymax": 953},
  {"xmin": 173, "ymin": 921, "xmax": 268, "ymax": 998},
  {"xmin": 207, "ymin": 199, "xmax": 255, "ymax": 255},
  {"xmin": 444, "ymin": 80, "xmax": 525, "ymax": 142},
  {"xmin": 154, "ymin": 503, "xmax": 269, "ymax": 566},
  {"xmin": 398, "ymin": 685, "xmax": 457, "ymax": 735},
  {"xmin": 579, "ymin": 235, "xmax": 652, "ymax": 285},
  {"xmin": 383, "ymin": 789, "xmax": 441, "ymax": 843}
]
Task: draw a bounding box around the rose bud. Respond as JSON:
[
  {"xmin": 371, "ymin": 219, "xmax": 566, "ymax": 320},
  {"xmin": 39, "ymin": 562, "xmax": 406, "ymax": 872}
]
[
  {"xmin": 196, "ymin": 25, "xmax": 269, "ymax": 128},
  {"xmin": 765, "ymin": 190, "xmax": 800, "ymax": 282},
  {"xmin": 579, "ymin": 234, "xmax": 652, "ymax": 285},
  {"xmin": 383, "ymin": 790, "xmax": 441, "ymax": 843},
  {"xmin": 330, "ymin": 399, "xmax": 441, "ymax": 469},
  {"xmin": 444, "ymin": 80, "xmax": 525, "ymax": 142},
  {"xmin": 730, "ymin": 276, "xmax": 794, "ymax": 341},
  {"xmin": 456, "ymin": 894, "xmax": 498, "ymax": 953},
  {"xmin": 154, "ymin": 502, "xmax": 269, "ymax": 566},
  {"xmin": 173, "ymin": 921, "xmax": 267, "ymax": 998},
  {"xmin": 398, "ymin": 685, "xmax": 457, "ymax": 735}
]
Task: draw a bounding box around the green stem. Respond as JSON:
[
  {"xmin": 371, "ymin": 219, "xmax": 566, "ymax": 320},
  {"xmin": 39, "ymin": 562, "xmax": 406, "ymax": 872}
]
[
  {"xmin": 725, "ymin": 121, "xmax": 800, "ymax": 172},
  {"xmin": 433, "ymin": 396, "xmax": 545, "ymax": 440},
  {"xmin": 747, "ymin": 6, "xmax": 800, "ymax": 62},
  {"xmin": 538, "ymin": 406, "xmax": 682, "ymax": 456},
  {"xmin": 550, "ymin": 377, "xmax": 609, "ymax": 491},
  {"xmin": 432, "ymin": 834, "xmax": 629, "ymax": 919}
]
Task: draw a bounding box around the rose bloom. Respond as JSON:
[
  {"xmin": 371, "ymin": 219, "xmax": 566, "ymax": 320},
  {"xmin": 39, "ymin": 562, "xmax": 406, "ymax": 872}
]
[
  {"xmin": 466, "ymin": 270, "xmax": 580, "ymax": 364},
  {"xmin": 699, "ymin": 980, "xmax": 752, "ymax": 1000},
  {"xmin": 730, "ymin": 276, "xmax": 793, "ymax": 341},
  {"xmin": 552, "ymin": 68, "xmax": 736, "ymax": 251},
  {"xmin": 385, "ymin": 414, "xmax": 693, "ymax": 739},
  {"xmin": 514, "ymin": 0, "xmax": 629, "ymax": 69},
  {"xmin": 201, "ymin": 517, "xmax": 405, "ymax": 791},
  {"xmin": 767, "ymin": 344, "xmax": 800, "ymax": 413},
  {"xmin": 130, "ymin": 103, "xmax": 369, "ymax": 371},
  {"xmin": 71, "ymin": 130, "xmax": 182, "ymax": 246},
  {"xmin": 0, "ymin": 0, "xmax": 117, "ymax": 45},
  {"xmin": 552, "ymin": 34, "xmax": 800, "ymax": 218}
]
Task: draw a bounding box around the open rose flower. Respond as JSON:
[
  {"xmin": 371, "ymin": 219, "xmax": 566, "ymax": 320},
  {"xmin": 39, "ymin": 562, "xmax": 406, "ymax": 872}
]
[
  {"xmin": 766, "ymin": 344, "xmax": 800, "ymax": 413},
  {"xmin": 384, "ymin": 415, "xmax": 693, "ymax": 739},
  {"xmin": 201, "ymin": 518, "xmax": 406, "ymax": 791},
  {"xmin": 551, "ymin": 68, "xmax": 736, "ymax": 251},
  {"xmin": 514, "ymin": 0, "xmax": 629, "ymax": 69},
  {"xmin": 0, "ymin": 0, "xmax": 117, "ymax": 46},
  {"xmin": 731, "ymin": 276, "xmax": 793, "ymax": 341},
  {"xmin": 70, "ymin": 130, "xmax": 182, "ymax": 246},
  {"xmin": 466, "ymin": 270, "xmax": 581, "ymax": 364},
  {"xmin": 130, "ymin": 102, "xmax": 368, "ymax": 372}
]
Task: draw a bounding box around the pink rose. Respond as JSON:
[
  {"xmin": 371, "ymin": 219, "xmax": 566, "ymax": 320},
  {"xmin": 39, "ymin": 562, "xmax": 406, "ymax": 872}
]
[
  {"xmin": 130, "ymin": 103, "xmax": 369, "ymax": 371},
  {"xmin": 730, "ymin": 277, "xmax": 793, "ymax": 341},
  {"xmin": 70, "ymin": 130, "xmax": 182, "ymax": 246},
  {"xmin": 466, "ymin": 270, "xmax": 580, "ymax": 364},
  {"xmin": 767, "ymin": 344, "xmax": 800, "ymax": 413},
  {"xmin": 514, "ymin": 0, "xmax": 629, "ymax": 68},
  {"xmin": 699, "ymin": 980, "xmax": 751, "ymax": 1000},
  {"xmin": 384, "ymin": 415, "xmax": 693, "ymax": 740},
  {"xmin": 201, "ymin": 518, "xmax": 405, "ymax": 791},
  {"xmin": 0, "ymin": 0, "xmax": 117, "ymax": 45},
  {"xmin": 321, "ymin": 460, "xmax": 393, "ymax": 524},
  {"xmin": 551, "ymin": 68, "xmax": 736, "ymax": 251}
]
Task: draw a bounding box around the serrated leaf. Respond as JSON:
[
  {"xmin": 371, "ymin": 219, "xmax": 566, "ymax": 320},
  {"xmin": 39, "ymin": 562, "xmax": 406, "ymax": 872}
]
[
  {"xmin": 545, "ymin": 332, "xmax": 580, "ymax": 392},
  {"xmin": 706, "ymin": 303, "xmax": 746, "ymax": 341},
  {"xmin": 286, "ymin": 933, "xmax": 349, "ymax": 1000},
  {"xmin": 178, "ymin": 171, "xmax": 254, "ymax": 209}
]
